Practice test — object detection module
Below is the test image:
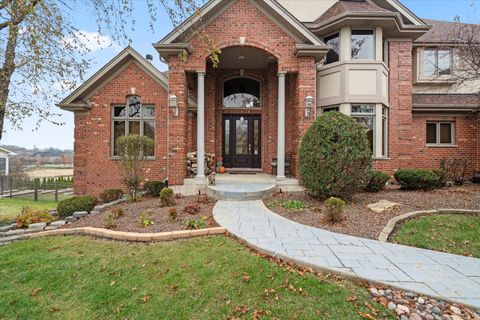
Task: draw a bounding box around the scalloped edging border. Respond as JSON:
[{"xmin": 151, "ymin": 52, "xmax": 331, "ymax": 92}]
[
  {"xmin": 378, "ymin": 209, "xmax": 480, "ymax": 242},
  {"xmin": 1, "ymin": 226, "xmax": 226, "ymax": 245}
]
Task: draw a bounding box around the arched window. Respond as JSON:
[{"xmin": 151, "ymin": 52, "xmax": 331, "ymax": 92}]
[{"xmin": 223, "ymin": 77, "xmax": 260, "ymax": 108}]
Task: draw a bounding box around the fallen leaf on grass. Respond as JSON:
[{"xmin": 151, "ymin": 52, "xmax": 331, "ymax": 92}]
[
  {"xmin": 364, "ymin": 301, "xmax": 378, "ymax": 316},
  {"xmin": 32, "ymin": 288, "xmax": 42, "ymax": 296},
  {"xmin": 347, "ymin": 295, "xmax": 357, "ymax": 302},
  {"xmin": 242, "ymin": 273, "xmax": 251, "ymax": 282},
  {"xmin": 142, "ymin": 296, "xmax": 151, "ymax": 303},
  {"xmin": 358, "ymin": 311, "xmax": 376, "ymax": 320},
  {"xmin": 234, "ymin": 305, "xmax": 250, "ymax": 314}
]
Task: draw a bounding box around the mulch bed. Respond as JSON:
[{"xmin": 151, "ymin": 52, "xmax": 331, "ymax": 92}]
[
  {"xmin": 67, "ymin": 195, "xmax": 218, "ymax": 233},
  {"xmin": 264, "ymin": 184, "xmax": 480, "ymax": 240}
]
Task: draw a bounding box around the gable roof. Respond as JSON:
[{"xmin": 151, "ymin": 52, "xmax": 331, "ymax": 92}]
[
  {"xmin": 0, "ymin": 147, "xmax": 16, "ymax": 157},
  {"xmin": 415, "ymin": 19, "xmax": 480, "ymax": 44},
  {"xmin": 58, "ymin": 47, "xmax": 168, "ymax": 112},
  {"xmin": 156, "ymin": 0, "xmax": 324, "ymax": 46}
]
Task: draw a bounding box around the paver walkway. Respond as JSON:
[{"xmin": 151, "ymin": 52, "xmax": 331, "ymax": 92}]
[{"xmin": 213, "ymin": 200, "xmax": 480, "ymax": 309}]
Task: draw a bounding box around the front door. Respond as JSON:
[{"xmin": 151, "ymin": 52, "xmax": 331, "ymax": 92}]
[{"xmin": 223, "ymin": 115, "xmax": 261, "ymax": 168}]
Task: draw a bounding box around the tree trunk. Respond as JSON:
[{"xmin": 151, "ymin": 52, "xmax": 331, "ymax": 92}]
[{"xmin": 0, "ymin": 24, "xmax": 19, "ymax": 141}]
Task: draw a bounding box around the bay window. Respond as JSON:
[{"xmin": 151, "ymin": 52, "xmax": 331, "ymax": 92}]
[
  {"xmin": 350, "ymin": 104, "xmax": 388, "ymax": 158},
  {"xmin": 112, "ymin": 103, "xmax": 155, "ymax": 157},
  {"xmin": 351, "ymin": 30, "xmax": 375, "ymax": 60}
]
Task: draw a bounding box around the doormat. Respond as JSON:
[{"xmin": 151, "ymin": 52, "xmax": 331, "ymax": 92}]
[{"xmin": 229, "ymin": 172, "xmax": 257, "ymax": 175}]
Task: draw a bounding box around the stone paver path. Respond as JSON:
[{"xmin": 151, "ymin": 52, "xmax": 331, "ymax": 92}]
[{"xmin": 213, "ymin": 200, "xmax": 480, "ymax": 309}]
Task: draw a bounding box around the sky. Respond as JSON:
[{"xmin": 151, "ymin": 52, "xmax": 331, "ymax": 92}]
[{"xmin": 1, "ymin": 0, "xmax": 479, "ymax": 150}]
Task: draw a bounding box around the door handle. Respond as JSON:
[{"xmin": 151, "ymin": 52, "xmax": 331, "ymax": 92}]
[{"xmin": 248, "ymin": 144, "xmax": 252, "ymax": 154}]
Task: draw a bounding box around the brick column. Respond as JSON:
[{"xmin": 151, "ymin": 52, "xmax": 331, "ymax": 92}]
[
  {"xmin": 73, "ymin": 112, "xmax": 87, "ymax": 195},
  {"xmin": 388, "ymin": 40, "xmax": 414, "ymax": 171},
  {"xmin": 167, "ymin": 57, "xmax": 188, "ymax": 185}
]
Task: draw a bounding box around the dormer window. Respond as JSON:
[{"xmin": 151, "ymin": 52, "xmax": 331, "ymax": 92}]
[
  {"xmin": 420, "ymin": 48, "xmax": 452, "ymax": 78},
  {"xmin": 351, "ymin": 30, "xmax": 375, "ymax": 60}
]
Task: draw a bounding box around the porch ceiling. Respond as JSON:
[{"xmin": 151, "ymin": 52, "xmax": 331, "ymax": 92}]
[{"xmin": 217, "ymin": 46, "xmax": 276, "ymax": 69}]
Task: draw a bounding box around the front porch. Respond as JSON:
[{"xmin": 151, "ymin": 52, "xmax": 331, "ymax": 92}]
[{"xmin": 173, "ymin": 173, "xmax": 303, "ymax": 198}]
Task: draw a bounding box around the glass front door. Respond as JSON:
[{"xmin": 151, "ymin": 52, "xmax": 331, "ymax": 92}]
[{"xmin": 223, "ymin": 115, "xmax": 261, "ymax": 168}]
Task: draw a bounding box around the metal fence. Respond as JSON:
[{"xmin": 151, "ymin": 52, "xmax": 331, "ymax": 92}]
[{"xmin": 0, "ymin": 175, "xmax": 74, "ymax": 202}]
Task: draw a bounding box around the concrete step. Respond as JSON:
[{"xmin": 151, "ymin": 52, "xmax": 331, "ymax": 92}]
[{"xmin": 206, "ymin": 183, "xmax": 276, "ymax": 201}]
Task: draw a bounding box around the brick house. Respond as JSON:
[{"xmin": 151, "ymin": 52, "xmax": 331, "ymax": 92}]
[{"xmin": 58, "ymin": 0, "xmax": 480, "ymax": 196}]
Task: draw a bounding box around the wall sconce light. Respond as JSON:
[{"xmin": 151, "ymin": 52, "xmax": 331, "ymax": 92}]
[
  {"xmin": 168, "ymin": 94, "xmax": 178, "ymax": 117},
  {"xmin": 304, "ymin": 95, "xmax": 314, "ymax": 118}
]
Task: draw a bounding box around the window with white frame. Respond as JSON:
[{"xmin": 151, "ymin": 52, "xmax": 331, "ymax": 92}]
[
  {"xmin": 316, "ymin": 105, "xmax": 340, "ymax": 117},
  {"xmin": 426, "ymin": 122, "xmax": 455, "ymax": 145},
  {"xmin": 351, "ymin": 30, "xmax": 375, "ymax": 60},
  {"xmin": 420, "ymin": 48, "xmax": 452, "ymax": 78},
  {"xmin": 112, "ymin": 99, "xmax": 155, "ymax": 157},
  {"xmin": 351, "ymin": 104, "xmax": 375, "ymax": 155}
]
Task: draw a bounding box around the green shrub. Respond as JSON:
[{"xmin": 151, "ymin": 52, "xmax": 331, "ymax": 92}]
[
  {"xmin": 144, "ymin": 180, "xmax": 164, "ymax": 197},
  {"xmin": 299, "ymin": 112, "xmax": 372, "ymax": 200},
  {"xmin": 365, "ymin": 171, "xmax": 390, "ymax": 192},
  {"xmin": 160, "ymin": 188, "xmax": 175, "ymax": 207},
  {"xmin": 186, "ymin": 217, "xmax": 207, "ymax": 230},
  {"xmin": 394, "ymin": 169, "xmax": 441, "ymax": 191},
  {"xmin": 324, "ymin": 197, "xmax": 345, "ymax": 224},
  {"xmin": 432, "ymin": 169, "xmax": 447, "ymax": 188},
  {"xmin": 140, "ymin": 211, "xmax": 154, "ymax": 228},
  {"xmin": 98, "ymin": 189, "xmax": 124, "ymax": 203},
  {"xmin": 281, "ymin": 200, "xmax": 307, "ymax": 211},
  {"xmin": 16, "ymin": 207, "xmax": 54, "ymax": 228},
  {"xmin": 57, "ymin": 196, "xmax": 97, "ymax": 218}
]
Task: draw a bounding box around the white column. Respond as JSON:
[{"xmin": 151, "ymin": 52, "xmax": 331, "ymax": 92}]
[
  {"xmin": 196, "ymin": 71, "xmax": 206, "ymax": 179},
  {"xmin": 277, "ymin": 72, "xmax": 286, "ymax": 180},
  {"xmin": 340, "ymin": 26, "xmax": 351, "ymax": 61},
  {"xmin": 375, "ymin": 27, "xmax": 383, "ymax": 61},
  {"xmin": 375, "ymin": 103, "xmax": 383, "ymax": 158}
]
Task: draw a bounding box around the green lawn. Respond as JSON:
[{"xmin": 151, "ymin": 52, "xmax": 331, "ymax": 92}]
[
  {"xmin": 0, "ymin": 198, "xmax": 58, "ymax": 221},
  {"xmin": 392, "ymin": 214, "xmax": 480, "ymax": 258},
  {"xmin": 0, "ymin": 236, "xmax": 394, "ymax": 320}
]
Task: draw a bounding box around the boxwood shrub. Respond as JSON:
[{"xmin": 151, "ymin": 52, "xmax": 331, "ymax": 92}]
[
  {"xmin": 57, "ymin": 196, "xmax": 97, "ymax": 218},
  {"xmin": 394, "ymin": 169, "xmax": 441, "ymax": 191},
  {"xmin": 144, "ymin": 180, "xmax": 164, "ymax": 197},
  {"xmin": 299, "ymin": 112, "xmax": 372, "ymax": 200},
  {"xmin": 365, "ymin": 171, "xmax": 390, "ymax": 192}
]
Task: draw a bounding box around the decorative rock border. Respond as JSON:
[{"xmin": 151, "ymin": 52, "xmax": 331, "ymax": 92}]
[
  {"xmin": 379, "ymin": 209, "xmax": 480, "ymax": 242},
  {"xmin": 0, "ymin": 198, "xmax": 127, "ymax": 245}
]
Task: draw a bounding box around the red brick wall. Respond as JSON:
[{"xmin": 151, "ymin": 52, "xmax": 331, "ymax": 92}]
[
  {"xmin": 409, "ymin": 114, "xmax": 478, "ymax": 173},
  {"xmin": 73, "ymin": 62, "xmax": 169, "ymax": 196},
  {"xmin": 167, "ymin": 0, "xmax": 316, "ymax": 180},
  {"xmin": 373, "ymin": 40, "xmax": 414, "ymax": 174}
]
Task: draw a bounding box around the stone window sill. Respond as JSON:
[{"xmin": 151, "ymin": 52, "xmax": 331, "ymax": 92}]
[{"xmin": 425, "ymin": 144, "xmax": 457, "ymax": 148}]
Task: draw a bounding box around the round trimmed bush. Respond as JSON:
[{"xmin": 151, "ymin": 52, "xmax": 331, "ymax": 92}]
[
  {"xmin": 299, "ymin": 112, "xmax": 372, "ymax": 199},
  {"xmin": 57, "ymin": 196, "xmax": 97, "ymax": 218},
  {"xmin": 365, "ymin": 171, "xmax": 390, "ymax": 192},
  {"xmin": 394, "ymin": 169, "xmax": 440, "ymax": 191},
  {"xmin": 159, "ymin": 188, "xmax": 175, "ymax": 207},
  {"xmin": 144, "ymin": 180, "xmax": 164, "ymax": 197}
]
